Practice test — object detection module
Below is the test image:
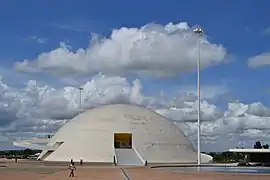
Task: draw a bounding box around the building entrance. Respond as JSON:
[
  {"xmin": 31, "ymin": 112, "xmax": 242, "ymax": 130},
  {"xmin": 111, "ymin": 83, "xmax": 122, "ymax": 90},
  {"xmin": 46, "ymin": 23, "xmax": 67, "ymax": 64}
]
[{"xmin": 114, "ymin": 133, "xmax": 132, "ymax": 149}]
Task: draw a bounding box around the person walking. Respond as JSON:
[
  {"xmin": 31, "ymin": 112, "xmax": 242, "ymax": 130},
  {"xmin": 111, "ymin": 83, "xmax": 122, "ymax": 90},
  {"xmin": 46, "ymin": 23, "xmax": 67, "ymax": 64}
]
[
  {"xmin": 80, "ymin": 158, "xmax": 83, "ymax": 165},
  {"xmin": 69, "ymin": 159, "xmax": 76, "ymax": 177},
  {"xmin": 70, "ymin": 158, "xmax": 74, "ymax": 165}
]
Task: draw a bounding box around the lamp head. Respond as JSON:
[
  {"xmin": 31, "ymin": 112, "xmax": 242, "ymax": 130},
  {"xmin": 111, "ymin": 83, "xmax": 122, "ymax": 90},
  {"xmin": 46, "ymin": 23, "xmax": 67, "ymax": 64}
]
[{"xmin": 193, "ymin": 27, "xmax": 204, "ymax": 35}]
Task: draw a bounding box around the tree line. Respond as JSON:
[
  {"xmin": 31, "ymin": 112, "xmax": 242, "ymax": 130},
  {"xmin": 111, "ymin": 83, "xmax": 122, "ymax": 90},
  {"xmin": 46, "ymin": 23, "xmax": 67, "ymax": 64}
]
[{"xmin": 0, "ymin": 149, "xmax": 41, "ymax": 159}]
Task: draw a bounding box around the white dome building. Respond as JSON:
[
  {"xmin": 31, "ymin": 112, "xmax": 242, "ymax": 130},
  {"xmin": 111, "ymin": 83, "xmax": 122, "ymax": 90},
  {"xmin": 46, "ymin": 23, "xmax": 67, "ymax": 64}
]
[{"xmin": 28, "ymin": 104, "xmax": 212, "ymax": 165}]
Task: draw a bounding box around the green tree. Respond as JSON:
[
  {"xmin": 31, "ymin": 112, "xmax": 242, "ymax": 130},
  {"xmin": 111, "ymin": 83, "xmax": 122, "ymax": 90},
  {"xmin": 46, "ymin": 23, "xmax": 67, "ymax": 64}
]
[
  {"xmin": 263, "ymin": 144, "xmax": 269, "ymax": 149},
  {"xmin": 23, "ymin": 149, "xmax": 33, "ymax": 156}
]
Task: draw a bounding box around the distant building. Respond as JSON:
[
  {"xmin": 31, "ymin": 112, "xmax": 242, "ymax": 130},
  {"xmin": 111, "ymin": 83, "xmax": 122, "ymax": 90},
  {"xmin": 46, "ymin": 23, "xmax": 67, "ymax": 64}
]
[
  {"xmin": 28, "ymin": 153, "xmax": 41, "ymax": 160},
  {"xmin": 14, "ymin": 104, "xmax": 213, "ymax": 165},
  {"xmin": 229, "ymin": 148, "xmax": 270, "ymax": 163}
]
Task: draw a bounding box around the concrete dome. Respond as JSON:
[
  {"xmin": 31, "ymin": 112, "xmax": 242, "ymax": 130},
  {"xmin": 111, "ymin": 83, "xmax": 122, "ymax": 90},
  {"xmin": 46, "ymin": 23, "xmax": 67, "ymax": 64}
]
[{"xmin": 38, "ymin": 104, "xmax": 206, "ymax": 165}]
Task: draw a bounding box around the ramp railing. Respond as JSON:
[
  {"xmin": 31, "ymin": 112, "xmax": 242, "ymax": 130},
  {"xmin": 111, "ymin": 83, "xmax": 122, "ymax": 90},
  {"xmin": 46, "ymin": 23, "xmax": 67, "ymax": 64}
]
[{"xmin": 133, "ymin": 147, "xmax": 147, "ymax": 166}]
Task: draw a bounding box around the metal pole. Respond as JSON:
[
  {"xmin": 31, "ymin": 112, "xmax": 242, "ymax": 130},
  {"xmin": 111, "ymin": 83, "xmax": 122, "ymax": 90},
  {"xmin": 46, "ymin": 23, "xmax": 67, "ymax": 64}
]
[
  {"xmin": 79, "ymin": 87, "xmax": 83, "ymax": 113},
  {"xmin": 193, "ymin": 27, "xmax": 203, "ymax": 166},
  {"xmin": 196, "ymin": 39, "xmax": 201, "ymax": 166}
]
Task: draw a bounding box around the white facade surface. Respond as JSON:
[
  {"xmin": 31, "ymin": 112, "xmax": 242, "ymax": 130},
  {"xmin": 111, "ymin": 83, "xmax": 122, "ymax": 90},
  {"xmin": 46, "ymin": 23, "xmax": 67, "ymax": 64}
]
[{"xmin": 38, "ymin": 104, "xmax": 210, "ymax": 164}]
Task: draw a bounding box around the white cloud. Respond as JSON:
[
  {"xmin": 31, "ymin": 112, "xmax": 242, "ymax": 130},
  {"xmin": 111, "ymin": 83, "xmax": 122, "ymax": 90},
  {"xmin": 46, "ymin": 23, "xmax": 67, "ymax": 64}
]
[
  {"xmin": 157, "ymin": 101, "xmax": 270, "ymax": 150},
  {"xmin": 14, "ymin": 22, "xmax": 227, "ymax": 77},
  {"xmin": 30, "ymin": 36, "xmax": 47, "ymax": 44},
  {"xmin": 247, "ymin": 102, "xmax": 270, "ymax": 117},
  {"xmin": 0, "ymin": 73, "xmax": 269, "ymax": 151},
  {"xmin": 156, "ymin": 100, "xmax": 223, "ymax": 123},
  {"xmin": 178, "ymin": 85, "xmax": 228, "ymax": 100},
  {"xmin": 2, "ymin": 21, "xmax": 269, "ymax": 152},
  {"xmin": 248, "ymin": 52, "xmax": 270, "ymax": 68}
]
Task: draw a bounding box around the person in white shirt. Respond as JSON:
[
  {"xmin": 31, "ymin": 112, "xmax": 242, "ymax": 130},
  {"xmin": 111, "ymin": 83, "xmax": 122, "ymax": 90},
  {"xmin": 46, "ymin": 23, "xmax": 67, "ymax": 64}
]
[{"xmin": 69, "ymin": 161, "xmax": 76, "ymax": 177}]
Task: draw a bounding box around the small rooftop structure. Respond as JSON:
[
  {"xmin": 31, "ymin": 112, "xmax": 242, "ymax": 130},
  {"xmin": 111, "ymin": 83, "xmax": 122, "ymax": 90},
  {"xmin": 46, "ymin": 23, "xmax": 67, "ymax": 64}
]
[{"xmin": 229, "ymin": 149, "xmax": 270, "ymax": 153}]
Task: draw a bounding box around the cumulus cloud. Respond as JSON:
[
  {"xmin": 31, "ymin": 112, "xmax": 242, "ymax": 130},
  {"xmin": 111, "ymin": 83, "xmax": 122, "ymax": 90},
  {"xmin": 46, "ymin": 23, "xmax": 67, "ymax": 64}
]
[
  {"xmin": 0, "ymin": 73, "xmax": 269, "ymax": 151},
  {"xmin": 0, "ymin": 74, "xmax": 158, "ymax": 140},
  {"xmin": 2, "ymin": 21, "xmax": 269, "ymax": 151},
  {"xmin": 14, "ymin": 22, "xmax": 227, "ymax": 77},
  {"xmin": 156, "ymin": 101, "xmax": 270, "ymax": 150},
  {"xmin": 156, "ymin": 101, "xmax": 224, "ymax": 123},
  {"xmin": 248, "ymin": 52, "xmax": 270, "ymax": 68}
]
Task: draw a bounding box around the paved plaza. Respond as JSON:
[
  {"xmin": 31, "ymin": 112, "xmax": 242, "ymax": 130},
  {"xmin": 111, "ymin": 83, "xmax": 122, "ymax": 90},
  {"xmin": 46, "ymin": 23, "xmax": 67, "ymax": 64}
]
[{"xmin": 1, "ymin": 159, "xmax": 270, "ymax": 180}]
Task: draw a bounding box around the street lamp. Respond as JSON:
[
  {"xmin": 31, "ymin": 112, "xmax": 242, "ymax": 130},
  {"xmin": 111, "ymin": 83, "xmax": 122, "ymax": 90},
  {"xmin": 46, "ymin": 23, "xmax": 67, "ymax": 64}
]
[
  {"xmin": 193, "ymin": 26, "xmax": 204, "ymax": 166},
  {"xmin": 78, "ymin": 87, "xmax": 83, "ymax": 113}
]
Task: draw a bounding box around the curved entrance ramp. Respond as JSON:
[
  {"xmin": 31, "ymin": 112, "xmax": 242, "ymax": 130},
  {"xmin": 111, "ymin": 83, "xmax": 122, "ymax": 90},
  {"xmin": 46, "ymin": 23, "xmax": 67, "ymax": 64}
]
[{"xmin": 115, "ymin": 148, "xmax": 145, "ymax": 166}]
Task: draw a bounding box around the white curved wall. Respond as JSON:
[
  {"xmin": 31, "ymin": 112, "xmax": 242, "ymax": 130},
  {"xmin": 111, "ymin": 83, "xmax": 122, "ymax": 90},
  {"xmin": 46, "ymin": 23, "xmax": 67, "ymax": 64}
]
[
  {"xmin": 13, "ymin": 138, "xmax": 49, "ymax": 150},
  {"xmin": 201, "ymin": 153, "xmax": 213, "ymax": 163},
  {"xmin": 39, "ymin": 104, "xmax": 202, "ymax": 164}
]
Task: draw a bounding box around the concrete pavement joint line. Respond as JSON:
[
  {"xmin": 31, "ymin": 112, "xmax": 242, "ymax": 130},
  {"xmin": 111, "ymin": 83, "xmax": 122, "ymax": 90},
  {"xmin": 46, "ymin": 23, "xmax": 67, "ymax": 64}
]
[{"xmin": 120, "ymin": 168, "xmax": 131, "ymax": 180}]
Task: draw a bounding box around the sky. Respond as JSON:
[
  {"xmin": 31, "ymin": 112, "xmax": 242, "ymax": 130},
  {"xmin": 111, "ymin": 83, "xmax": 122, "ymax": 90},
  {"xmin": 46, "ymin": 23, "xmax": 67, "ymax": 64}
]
[{"xmin": 0, "ymin": 0, "xmax": 270, "ymax": 151}]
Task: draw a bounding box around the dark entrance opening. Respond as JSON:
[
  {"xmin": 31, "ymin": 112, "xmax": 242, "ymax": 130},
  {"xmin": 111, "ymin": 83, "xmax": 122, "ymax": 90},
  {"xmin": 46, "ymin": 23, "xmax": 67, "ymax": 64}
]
[{"xmin": 114, "ymin": 133, "xmax": 132, "ymax": 149}]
